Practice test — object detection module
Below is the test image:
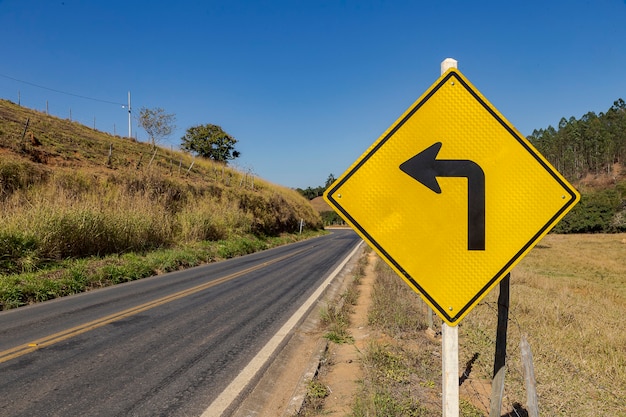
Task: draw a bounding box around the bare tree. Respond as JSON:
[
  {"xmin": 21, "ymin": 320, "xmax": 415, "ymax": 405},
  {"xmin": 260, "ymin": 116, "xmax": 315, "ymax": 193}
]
[{"xmin": 138, "ymin": 107, "xmax": 176, "ymax": 147}]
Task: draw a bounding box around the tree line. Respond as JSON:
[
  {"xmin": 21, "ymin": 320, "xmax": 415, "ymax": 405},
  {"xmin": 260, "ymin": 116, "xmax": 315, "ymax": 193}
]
[
  {"xmin": 296, "ymin": 174, "xmax": 345, "ymax": 225},
  {"xmin": 298, "ymin": 99, "xmax": 626, "ymax": 232},
  {"xmin": 528, "ymin": 98, "xmax": 626, "ymax": 180},
  {"xmin": 296, "ymin": 174, "xmax": 336, "ymax": 200},
  {"xmin": 527, "ymin": 98, "xmax": 626, "ymax": 233}
]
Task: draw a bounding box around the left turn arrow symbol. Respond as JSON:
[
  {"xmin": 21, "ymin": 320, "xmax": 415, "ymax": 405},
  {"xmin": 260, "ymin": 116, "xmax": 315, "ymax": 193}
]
[{"xmin": 399, "ymin": 142, "xmax": 486, "ymax": 251}]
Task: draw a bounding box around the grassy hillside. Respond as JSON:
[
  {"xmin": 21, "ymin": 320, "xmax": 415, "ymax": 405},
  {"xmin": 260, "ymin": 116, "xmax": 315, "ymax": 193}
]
[{"xmin": 0, "ymin": 98, "xmax": 323, "ymax": 309}]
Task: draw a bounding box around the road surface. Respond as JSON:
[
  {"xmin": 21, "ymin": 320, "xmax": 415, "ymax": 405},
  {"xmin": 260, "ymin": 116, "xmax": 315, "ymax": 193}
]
[{"xmin": 0, "ymin": 229, "xmax": 360, "ymax": 416}]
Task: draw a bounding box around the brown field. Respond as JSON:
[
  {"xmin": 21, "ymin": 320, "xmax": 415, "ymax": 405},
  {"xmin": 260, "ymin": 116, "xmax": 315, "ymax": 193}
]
[
  {"xmin": 460, "ymin": 233, "xmax": 626, "ymax": 416},
  {"xmin": 308, "ymin": 233, "xmax": 626, "ymax": 416}
]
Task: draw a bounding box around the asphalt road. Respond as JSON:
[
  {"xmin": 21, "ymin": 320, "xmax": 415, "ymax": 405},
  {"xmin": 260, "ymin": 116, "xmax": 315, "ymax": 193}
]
[{"xmin": 0, "ymin": 229, "xmax": 360, "ymax": 417}]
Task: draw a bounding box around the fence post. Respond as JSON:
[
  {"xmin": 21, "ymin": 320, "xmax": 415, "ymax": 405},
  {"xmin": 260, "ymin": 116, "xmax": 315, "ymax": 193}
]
[
  {"xmin": 520, "ymin": 334, "xmax": 539, "ymax": 417},
  {"xmin": 490, "ymin": 273, "xmax": 510, "ymax": 417},
  {"xmin": 147, "ymin": 147, "xmax": 158, "ymax": 168},
  {"xmin": 20, "ymin": 117, "xmax": 30, "ymax": 148},
  {"xmin": 186, "ymin": 158, "xmax": 195, "ymax": 176},
  {"xmin": 428, "ymin": 306, "xmax": 433, "ymax": 331}
]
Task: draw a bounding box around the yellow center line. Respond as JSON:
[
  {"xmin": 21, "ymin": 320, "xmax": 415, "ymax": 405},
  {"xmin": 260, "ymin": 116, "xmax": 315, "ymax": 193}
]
[{"xmin": 0, "ymin": 248, "xmax": 307, "ymax": 364}]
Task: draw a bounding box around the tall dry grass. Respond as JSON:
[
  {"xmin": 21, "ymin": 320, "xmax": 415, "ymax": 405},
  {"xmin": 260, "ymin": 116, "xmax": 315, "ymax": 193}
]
[
  {"xmin": 0, "ymin": 164, "xmax": 322, "ymax": 275},
  {"xmin": 356, "ymin": 234, "xmax": 626, "ymax": 416},
  {"xmin": 460, "ymin": 233, "xmax": 626, "ymax": 416}
]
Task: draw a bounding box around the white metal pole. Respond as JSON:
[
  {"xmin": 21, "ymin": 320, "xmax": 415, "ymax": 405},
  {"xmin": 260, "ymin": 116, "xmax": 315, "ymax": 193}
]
[
  {"xmin": 442, "ymin": 322, "xmax": 459, "ymax": 416},
  {"xmin": 441, "ymin": 57, "xmax": 459, "ymax": 417},
  {"xmin": 441, "ymin": 57, "xmax": 458, "ymax": 74}
]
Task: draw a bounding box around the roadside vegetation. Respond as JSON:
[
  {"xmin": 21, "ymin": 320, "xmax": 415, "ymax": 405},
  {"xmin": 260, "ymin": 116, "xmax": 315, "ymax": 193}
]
[
  {"xmin": 459, "ymin": 233, "xmax": 626, "ymax": 416},
  {"xmin": 298, "ymin": 233, "xmax": 626, "ymax": 416},
  {"xmin": 355, "ymin": 268, "xmax": 438, "ymax": 415},
  {"xmin": 299, "ymin": 248, "xmax": 368, "ymax": 415},
  {"xmin": 354, "ymin": 259, "xmax": 480, "ymax": 416},
  {"xmin": 0, "ymin": 99, "xmax": 323, "ymax": 309},
  {"xmin": 319, "ymin": 249, "xmax": 367, "ymax": 345}
]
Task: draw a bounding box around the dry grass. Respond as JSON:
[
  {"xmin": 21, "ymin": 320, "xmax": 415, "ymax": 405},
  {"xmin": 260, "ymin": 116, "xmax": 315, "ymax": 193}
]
[
  {"xmin": 354, "ymin": 259, "xmax": 445, "ymax": 416},
  {"xmin": 460, "ymin": 233, "xmax": 626, "ymax": 416},
  {"xmin": 357, "ymin": 233, "xmax": 626, "ymax": 416}
]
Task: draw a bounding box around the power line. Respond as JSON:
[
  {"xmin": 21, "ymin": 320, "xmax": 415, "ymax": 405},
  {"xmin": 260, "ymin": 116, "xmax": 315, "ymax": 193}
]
[{"xmin": 0, "ymin": 72, "xmax": 125, "ymax": 106}]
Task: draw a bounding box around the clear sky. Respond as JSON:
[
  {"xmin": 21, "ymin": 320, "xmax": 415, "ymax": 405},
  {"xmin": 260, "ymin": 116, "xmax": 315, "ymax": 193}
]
[{"xmin": 1, "ymin": 0, "xmax": 625, "ymax": 189}]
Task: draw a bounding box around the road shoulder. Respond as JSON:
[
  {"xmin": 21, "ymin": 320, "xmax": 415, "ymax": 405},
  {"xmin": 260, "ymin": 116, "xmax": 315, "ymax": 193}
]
[{"xmin": 231, "ymin": 243, "xmax": 364, "ymax": 417}]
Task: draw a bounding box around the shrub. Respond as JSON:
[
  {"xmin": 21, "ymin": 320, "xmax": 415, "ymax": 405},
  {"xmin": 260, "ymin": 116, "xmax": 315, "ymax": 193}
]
[
  {"xmin": 555, "ymin": 188, "xmax": 623, "ymax": 233},
  {"xmin": 176, "ymin": 196, "xmax": 251, "ymax": 243},
  {"xmin": 31, "ymin": 206, "xmax": 172, "ymax": 259},
  {"xmin": 0, "ymin": 230, "xmax": 40, "ymax": 273},
  {"xmin": 0, "ymin": 160, "xmax": 48, "ymax": 198}
]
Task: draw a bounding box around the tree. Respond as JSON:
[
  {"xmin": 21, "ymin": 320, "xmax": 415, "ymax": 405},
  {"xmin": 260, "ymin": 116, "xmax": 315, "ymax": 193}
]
[
  {"xmin": 180, "ymin": 124, "xmax": 241, "ymax": 163},
  {"xmin": 138, "ymin": 107, "xmax": 176, "ymax": 147},
  {"xmin": 296, "ymin": 174, "xmax": 336, "ymax": 200},
  {"xmin": 325, "ymin": 173, "xmax": 336, "ymax": 189}
]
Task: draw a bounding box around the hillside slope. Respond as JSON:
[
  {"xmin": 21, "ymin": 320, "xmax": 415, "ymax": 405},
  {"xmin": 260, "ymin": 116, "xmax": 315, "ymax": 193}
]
[{"xmin": 0, "ymin": 98, "xmax": 322, "ymax": 281}]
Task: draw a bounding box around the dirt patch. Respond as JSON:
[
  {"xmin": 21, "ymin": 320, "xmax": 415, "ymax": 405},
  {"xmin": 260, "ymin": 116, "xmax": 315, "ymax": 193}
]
[
  {"xmin": 309, "ymin": 196, "xmax": 332, "ymax": 213},
  {"xmin": 314, "ymin": 250, "xmax": 377, "ymax": 415}
]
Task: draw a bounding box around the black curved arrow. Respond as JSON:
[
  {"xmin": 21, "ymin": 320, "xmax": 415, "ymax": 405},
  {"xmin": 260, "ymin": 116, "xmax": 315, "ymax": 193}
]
[{"xmin": 400, "ymin": 142, "xmax": 485, "ymax": 251}]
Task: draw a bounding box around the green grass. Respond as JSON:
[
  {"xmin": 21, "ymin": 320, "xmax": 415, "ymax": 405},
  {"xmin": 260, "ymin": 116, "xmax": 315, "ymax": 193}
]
[
  {"xmin": 368, "ymin": 259, "xmax": 429, "ymax": 338},
  {"xmin": 320, "ymin": 303, "xmax": 354, "ymax": 344},
  {"xmin": 0, "ymin": 232, "xmax": 324, "ymax": 309},
  {"xmin": 355, "ymin": 269, "xmax": 443, "ymax": 416},
  {"xmin": 317, "ymin": 253, "xmax": 366, "ymax": 345},
  {"xmin": 303, "ymin": 380, "xmax": 330, "ymax": 411}
]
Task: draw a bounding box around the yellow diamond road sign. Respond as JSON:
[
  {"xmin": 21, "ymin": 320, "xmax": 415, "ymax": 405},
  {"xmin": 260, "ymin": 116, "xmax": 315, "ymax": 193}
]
[{"xmin": 324, "ymin": 68, "xmax": 580, "ymax": 325}]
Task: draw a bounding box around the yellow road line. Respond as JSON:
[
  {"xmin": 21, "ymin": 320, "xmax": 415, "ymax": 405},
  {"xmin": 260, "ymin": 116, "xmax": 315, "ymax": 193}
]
[{"xmin": 0, "ymin": 248, "xmax": 306, "ymax": 364}]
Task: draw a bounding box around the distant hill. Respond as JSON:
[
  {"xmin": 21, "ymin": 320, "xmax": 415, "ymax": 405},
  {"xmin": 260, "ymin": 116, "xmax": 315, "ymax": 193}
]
[{"xmin": 310, "ymin": 196, "xmax": 332, "ymax": 213}]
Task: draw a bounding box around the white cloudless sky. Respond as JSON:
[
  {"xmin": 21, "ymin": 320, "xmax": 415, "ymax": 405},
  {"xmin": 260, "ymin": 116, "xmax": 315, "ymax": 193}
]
[{"xmin": 1, "ymin": 0, "xmax": 625, "ymax": 188}]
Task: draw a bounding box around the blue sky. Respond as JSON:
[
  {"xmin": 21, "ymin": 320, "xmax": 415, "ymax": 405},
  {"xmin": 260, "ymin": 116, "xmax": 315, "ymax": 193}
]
[{"xmin": 1, "ymin": 0, "xmax": 625, "ymax": 189}]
